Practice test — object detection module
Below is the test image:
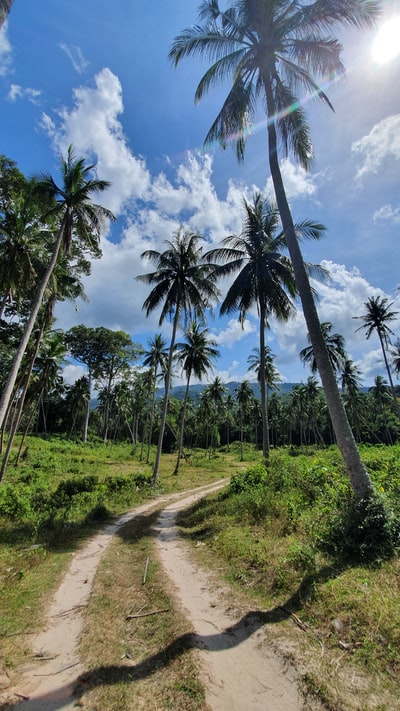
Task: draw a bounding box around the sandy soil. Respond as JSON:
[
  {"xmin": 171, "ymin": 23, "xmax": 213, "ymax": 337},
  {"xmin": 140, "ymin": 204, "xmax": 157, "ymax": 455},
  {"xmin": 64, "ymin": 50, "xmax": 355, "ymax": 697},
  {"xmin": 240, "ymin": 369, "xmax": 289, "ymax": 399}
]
[{"xmin": 3, "ymin": 481, "xmax": 311, "ymax": 710}]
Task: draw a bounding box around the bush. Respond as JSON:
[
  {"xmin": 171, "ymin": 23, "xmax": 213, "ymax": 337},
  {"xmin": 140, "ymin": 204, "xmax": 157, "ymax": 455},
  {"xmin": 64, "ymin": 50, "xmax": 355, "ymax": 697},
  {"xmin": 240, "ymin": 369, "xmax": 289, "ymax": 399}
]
[
  {"xmin": 325, "ymin": 492, "xmax": 400, "ymax": 563},
  {"xmin": 228, "ymin": 464, "xmax": 267, "ymax": 494}
]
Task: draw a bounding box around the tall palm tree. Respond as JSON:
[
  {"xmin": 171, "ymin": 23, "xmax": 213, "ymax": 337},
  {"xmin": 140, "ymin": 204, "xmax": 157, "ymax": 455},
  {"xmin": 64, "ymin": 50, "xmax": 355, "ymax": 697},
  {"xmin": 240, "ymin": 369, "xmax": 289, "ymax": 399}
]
[
  {"xmin": 340, "ymin": 357, "xmax": 363, "ymax": 394},
  {"xmin": 235, "ymin": 379, "xmax": 254, "ymax": 460},
  {"xmin": 247, "ymin": 344, "xmax": 281, "ymax": 451},
  {"xmin": 137, "ymin": 227, "xmax": 220, "ymax": 481},
  {"xmin": 354, "ymin": 296, "xmax": 400, "ymax": 416},
  {"xmin": 173, "ymin": 320, "xmax": 219, "ymax": 474},
  {"xmin": 0, "ymin": 192, "xmax": 42, "ymax": 320},
  {"xmin": 391, "ymin": 340, "xmax": 400, "ymax": 380},
  {"xmin": 142, "ymin": 333, "xmax": 169, "ymax": 463},
  {"xmin": 300, "ymin": 322, "xmax": 347, "ymax": 377},
  {"xmin": 207, "ymin": 193, "xmax": 297, "ymax": 460},
  {"xmin": 0, "ymin": 0, "xmax": 14, "ymax": 29},
  {"xmin": 170, "ymin": 0, "xmax": 379, "ymax": 499},
  {"xmin": 203, "ymin": 376, "xmax": 227, "ymax": 454},
  {"xmin": 0, "ymin": 146, "xmax": 114, "ymax": 435}
]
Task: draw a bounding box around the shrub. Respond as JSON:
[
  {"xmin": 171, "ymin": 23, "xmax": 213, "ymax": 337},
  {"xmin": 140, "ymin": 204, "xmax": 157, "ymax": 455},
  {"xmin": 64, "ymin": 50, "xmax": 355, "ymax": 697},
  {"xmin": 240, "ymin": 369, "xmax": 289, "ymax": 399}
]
[
  {"xmin": 228, "ymin": 464, "xmax": 267, "ymax": 494},
  {"xmin": 325, "ymin": 492, "xmax": 400, "ymax": 563}
]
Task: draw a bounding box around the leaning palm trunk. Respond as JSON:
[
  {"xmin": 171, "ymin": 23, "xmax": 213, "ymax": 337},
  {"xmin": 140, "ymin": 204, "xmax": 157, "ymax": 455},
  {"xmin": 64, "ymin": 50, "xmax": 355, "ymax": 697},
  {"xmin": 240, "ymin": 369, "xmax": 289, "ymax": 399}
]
[
  {"xmin": 0, "ymin": 219, "xmax": 65, "ymax": 437},
  {"xmin": 265, "ymin": 86, "xmax": 372, "ymax": 500}
]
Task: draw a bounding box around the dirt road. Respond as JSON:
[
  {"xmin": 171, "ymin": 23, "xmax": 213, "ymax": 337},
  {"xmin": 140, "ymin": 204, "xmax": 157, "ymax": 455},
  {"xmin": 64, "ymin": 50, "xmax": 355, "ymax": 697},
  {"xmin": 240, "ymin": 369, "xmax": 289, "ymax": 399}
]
[{"xmin": 5, "ymin": 481, "xmax": 309, "ymax": 710}]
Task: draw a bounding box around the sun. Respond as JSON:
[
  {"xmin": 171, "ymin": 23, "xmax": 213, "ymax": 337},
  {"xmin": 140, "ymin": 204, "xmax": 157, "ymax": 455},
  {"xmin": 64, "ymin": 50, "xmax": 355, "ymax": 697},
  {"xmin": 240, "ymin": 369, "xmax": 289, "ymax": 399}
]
[{"xmin": 372, "ymin": 16, "xmax": 400, "ymax": 64}]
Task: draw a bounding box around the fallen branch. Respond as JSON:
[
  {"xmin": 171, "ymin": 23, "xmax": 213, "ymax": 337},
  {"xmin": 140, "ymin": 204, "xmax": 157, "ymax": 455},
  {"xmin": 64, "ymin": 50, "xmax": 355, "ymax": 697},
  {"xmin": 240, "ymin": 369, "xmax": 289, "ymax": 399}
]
[
  {"xmin": 126, "ymin": 608, "xmax": 169, "ymax": 620},
  {"xmin": 279, "ymin": 606, "xmax": 308, "ymax": 632}
]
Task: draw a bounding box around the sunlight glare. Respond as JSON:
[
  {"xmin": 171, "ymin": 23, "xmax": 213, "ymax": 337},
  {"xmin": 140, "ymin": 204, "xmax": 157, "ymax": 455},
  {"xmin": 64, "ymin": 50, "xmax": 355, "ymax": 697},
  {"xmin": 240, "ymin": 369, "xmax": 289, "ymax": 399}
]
[{"xmin": 372, "ymin": 16, "xmax": 400, "ymax": 64}]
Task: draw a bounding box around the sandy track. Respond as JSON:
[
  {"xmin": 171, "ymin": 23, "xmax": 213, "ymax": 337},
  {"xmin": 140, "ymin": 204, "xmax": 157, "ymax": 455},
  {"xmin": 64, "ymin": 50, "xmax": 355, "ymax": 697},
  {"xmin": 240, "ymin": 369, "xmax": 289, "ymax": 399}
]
[
  {"xmin": 153, "ymin": 488, "xmax": 302, "ymax": 711},
  {"xmin": 4, "ymin": 480, "xmax": 307, "ymax": 710}
]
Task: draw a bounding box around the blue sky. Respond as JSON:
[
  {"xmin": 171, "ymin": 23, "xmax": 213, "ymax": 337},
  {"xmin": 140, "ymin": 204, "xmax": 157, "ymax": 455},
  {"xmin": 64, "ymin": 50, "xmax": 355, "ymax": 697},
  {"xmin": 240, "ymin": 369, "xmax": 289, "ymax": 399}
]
[{"xmin": 1, "ymin": 0, "xmax": 400, "ymax": 389}]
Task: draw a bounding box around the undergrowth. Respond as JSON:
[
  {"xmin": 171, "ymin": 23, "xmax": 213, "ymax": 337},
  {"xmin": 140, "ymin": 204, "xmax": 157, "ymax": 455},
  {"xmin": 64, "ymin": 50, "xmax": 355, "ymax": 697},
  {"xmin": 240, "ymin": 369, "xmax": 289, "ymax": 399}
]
[{"xmin": 178, "ymin": 445, "xmax": 400, "ymax": 707}]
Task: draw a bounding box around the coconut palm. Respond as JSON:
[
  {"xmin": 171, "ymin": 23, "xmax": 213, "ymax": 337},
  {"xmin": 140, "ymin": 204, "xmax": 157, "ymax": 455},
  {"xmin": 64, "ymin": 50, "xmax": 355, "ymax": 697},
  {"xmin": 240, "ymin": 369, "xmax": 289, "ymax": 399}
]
[
  {"xmin": 0, "ymin": 192, "xmax": 42, "ymax": 320},
  {"xmin": 170, "ymin": 0, "xmax": 379, "ymax": 499},
  {"xmin": 173, "ymin": 320, "xmax": 219, "ymax": 474},
  {"xmin": 355, "ymin": 296, "xmax": 400, "ymax": 416},
  {"xmin": 340, "ymin": 358, "xmax": 363, "ymax": 394},
  {"xmin": 207, "ymin": 193, "xmax": 326, "ymax": 459},
  {"xmin": 235, "ymin": 379, "xmax": 254, "ymax": 460},
  {"xmin": 391, "ymin": 340, "xmax": 400, "ymax": 380},
  {"xmin": 142, "ymin": 333, "xmax": 169, "ymax": 462},
  {"xmin": 0, "ymin": 146, "xmax": 114, "ymax": 435},
  {"xmin": 203, "ymin": 376, "xmax": 228, "ymax": 454},
  {"xmin": 300, "ymin": 322, "xmax": 347, "ymax": 377},
  {"xmin": 137, "ymin": 227, "xmax": 220, "ymax": 481}
]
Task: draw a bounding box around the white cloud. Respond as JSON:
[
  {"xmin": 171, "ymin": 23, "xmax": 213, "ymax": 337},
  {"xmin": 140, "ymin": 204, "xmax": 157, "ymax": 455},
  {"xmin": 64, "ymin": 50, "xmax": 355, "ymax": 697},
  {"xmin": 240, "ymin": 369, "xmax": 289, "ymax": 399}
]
[
  {"xmin": 59, "ymin": 43, "xmax": 89, "ymax": 74},
  {"xmin": 212, "ymin": 318, "xmax": 256, "ymax": 348},
  {"xmin": 373, "ymin": 203, "xmax": 400, "ymax": 223},
  {"xmin": 8, "ymin": 83, "xmax": 41, "ymax": 104},
  {"xmin": 352, "ymin": 114, "xmax": 400, "ymax": 180},
  {"xmin": 0, "ymin": 20, "xmax": 12, "ymax": 76},
  {"xmin": 265, "ymin": 158, "xmax": 321, "ymax": 202},
  {"xmin": 273, "ymin": 260, "xmax": 400, "ymax": 383},
  {"xmin": 63, "ymin": 363, "xmax": 86, "ymax": 385},
  {"xmin": 42, "ymin": 68, "xmax": 151, "ymax": 215}
]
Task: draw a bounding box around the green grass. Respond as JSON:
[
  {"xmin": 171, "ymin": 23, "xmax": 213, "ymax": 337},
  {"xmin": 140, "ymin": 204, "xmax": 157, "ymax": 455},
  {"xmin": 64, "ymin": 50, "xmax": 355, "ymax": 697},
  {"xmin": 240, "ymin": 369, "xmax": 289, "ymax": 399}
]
[
  {"xmin": 1, "ymin": 437, "xmax": 400, "ymax": 709},
  {"xmin": 177, "ymin": 445, "xmax": 400, "ymax": 709}
]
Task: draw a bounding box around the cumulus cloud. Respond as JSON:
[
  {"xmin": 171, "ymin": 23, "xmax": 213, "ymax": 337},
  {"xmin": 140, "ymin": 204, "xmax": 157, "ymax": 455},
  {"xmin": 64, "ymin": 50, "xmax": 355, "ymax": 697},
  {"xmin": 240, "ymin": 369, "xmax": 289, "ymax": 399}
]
[
  {"xmin": 212, "ymin": 318, "xmax": 256, "ymax": 348},
  {"xmin": 41, "ymin": 68, "xmax": 151, "ymax": 215},
  {"xmin": 273, "ymin": 260, "xmax": 400, "ymax": 383},
  {"xmin": 352, "ymin": 114, "xmax": 400, "ymax": 180},
  {"xmin": 265, "ymin": 158, "xmax": 321, "ymax": 203}
]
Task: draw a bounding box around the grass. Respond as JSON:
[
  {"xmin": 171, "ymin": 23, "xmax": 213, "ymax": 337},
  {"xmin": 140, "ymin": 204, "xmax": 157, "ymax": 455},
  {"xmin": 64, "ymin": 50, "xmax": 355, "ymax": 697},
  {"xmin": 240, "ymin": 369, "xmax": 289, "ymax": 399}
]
[
  {"xmin": 1, "ymin": 437, "xmax": 400, "ymax": 709},
  {"xmin": 177, "ymin": 446, "xmax": 400, "ymax": 710}
]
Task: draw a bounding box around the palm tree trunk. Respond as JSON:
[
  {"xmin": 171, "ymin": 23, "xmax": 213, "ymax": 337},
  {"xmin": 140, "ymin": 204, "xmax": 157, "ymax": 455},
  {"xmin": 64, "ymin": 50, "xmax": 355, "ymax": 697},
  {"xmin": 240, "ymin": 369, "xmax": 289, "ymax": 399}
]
[
  {"xmin": 264, "ymin": 80, "xmax": 372, "ymax": 500},
  {"xmin": 173, "ymin": 374, "xmax": 191, "ymax": 476},
  {"xmin": 82, "ymin": 368, "xmax": 92, "ymax": 443},
  {"xmin": 0, "ymin": 221, "xmax": 65, "ymax": 441},
  {"xmin": 152, "ymin": 312, "xmax": 179, "ymax": 482},
  {"xmin": 259, "ymin": 304, "xmax": 270, "ymax": 461}
]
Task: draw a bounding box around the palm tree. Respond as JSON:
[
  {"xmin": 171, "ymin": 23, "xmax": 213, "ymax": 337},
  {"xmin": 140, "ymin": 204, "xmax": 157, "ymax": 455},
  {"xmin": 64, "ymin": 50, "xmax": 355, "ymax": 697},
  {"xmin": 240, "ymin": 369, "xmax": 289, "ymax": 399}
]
[
  {"xmin": 0, "ymin": 1, "xmax": 14, "ymax": 29},
  {"xmin": 0, "ymin": 146, "xmax": 114, "ymax": 435},
  {"xmin": 300, "ymin": 322, "xmax": 347, "ymax": 377},
  {"xmin": 235, "ymin": 380, "xmax": 254, "ymax": 460},
  {"xmin": 247, "ymin": 345, "xmax": 281, "ymax": 434},
  {"xmin": 0, "ymin": 192, "xmax": 42, "ymax": 320},
  {"xmin": 340, "ymin": 358, "xmax": 363, "ymax": 394},
  {"xmin": 206, "ymin": 193, "xmax": 298, "ymax": 460},
  {"xmin": 355, "ymin": 296, "xmax": 400, "ymax": 416},
  {"xmin": 391, "ymin": 340, "xmax": 400, "ymax": 380},
  {"xmin": 173, "ymin": 320, "xmax": 219, "ymax": 474},
  {"xmin": 170, "ymin": 0, "xmax": 379, "ymax": 499},
  {"xmin": 203, "ymin": 376, "xmax": 227, "ymax": 454},
  {"xmin": 142, "ymin": 333, "xmax": 169, "ymax": 463},
  {"xmin": 137, "ymin": 227, "xmax": 220, "ymax": 481}
]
